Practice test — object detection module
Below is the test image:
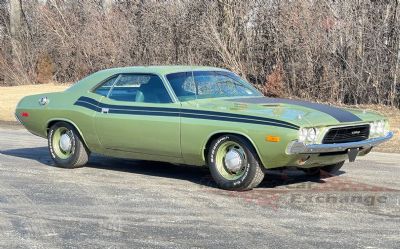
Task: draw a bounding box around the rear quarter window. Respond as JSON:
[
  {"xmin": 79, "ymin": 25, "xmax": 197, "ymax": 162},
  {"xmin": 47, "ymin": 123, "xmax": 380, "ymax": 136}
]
[{"xmin": 93, "ymin": 76, "xmax": 118, "ymax": 97}]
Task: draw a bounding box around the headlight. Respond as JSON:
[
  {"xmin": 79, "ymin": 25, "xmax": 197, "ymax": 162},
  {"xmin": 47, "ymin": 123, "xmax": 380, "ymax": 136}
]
[
  {"xmin": 370, "ymin": 122, "xmax": 377, "ymax": 136},
  {"xmin": 307, "ymin": 128, "xmax": 317, "ymax": 142},
  {"xmin": 377, "ymin": 120, "xmax": 385, "ymax": 134},
  {"xmin": 370, "ymin": 120, "xmax": 387, "ymax": 137},
  {"xmin": 299, "ymin": 128, "xmax": 308, "ymax": 142},
  {"xmin": 298, "ymin": 127, "xmax": 320, "ymax": 144}
]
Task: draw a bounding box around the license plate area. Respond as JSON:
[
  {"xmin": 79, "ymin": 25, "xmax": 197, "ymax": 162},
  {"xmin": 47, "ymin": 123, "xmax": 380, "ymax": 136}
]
[{"xmin": 347, "ymin": 148, "xmax": 359, "ymax": 162}]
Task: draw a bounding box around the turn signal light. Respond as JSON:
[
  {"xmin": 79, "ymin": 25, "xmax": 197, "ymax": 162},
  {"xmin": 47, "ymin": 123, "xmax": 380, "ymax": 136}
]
[{"xmin": 266, "ymin": 135, "xmax": 280, "ymax": 142}]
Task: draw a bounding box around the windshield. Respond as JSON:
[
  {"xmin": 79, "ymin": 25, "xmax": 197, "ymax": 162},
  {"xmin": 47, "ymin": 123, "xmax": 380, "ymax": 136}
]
[{"xmin": 166, "ymin": 71, "xmax": 262, "ymax": 101}]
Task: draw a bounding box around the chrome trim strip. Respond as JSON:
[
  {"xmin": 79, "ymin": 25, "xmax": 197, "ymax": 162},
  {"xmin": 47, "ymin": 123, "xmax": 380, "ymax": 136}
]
[
  {"xmin": 286, "ymin": 131, "xmax": 394, "ymax": 154},
  {"xmin": 161, "ymin": 74, "xmax": 180, "ymax": 103}
]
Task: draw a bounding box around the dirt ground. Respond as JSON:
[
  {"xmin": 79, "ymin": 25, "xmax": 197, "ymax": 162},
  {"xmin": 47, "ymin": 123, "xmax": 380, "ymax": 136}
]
[{"xmin": 1, "ymin": 84, "xmax": 399, "ymax": 152}]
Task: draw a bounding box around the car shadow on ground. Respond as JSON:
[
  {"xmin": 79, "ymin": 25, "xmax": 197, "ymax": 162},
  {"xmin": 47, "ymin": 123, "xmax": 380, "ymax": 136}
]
[
  {"xmin": 0, "ymin": 146, "xmax": 54, "ymax": 165},
  {"xmin": 1, "ymin": 146, "xmax": 344, "ymax": 190}
]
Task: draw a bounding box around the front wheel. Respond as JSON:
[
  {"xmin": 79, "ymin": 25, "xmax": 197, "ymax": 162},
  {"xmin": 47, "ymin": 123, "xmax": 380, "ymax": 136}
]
[
  {"xmin": 207, "ymin": 135, "xmax": 265, "ymax": 191},
  {"xmin": 48, "ymin": 122, "xmax": 89, "ymax": 168}
]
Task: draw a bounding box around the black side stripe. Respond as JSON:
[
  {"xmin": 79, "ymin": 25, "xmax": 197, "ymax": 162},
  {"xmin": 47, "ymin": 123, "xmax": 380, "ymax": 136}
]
[
  {"xmin": 78, "ymin": 96, "xmax": 179, "ymax": 113},
  {"xmin": 74, "ymin": 97, "xmax": 300, "ymax": 130},
  {"xmin": 75, "ymin": 101, "xmax": 101, "ymax": 112},
  {"xmin": 77, "ymin": 96, "xmax": 298, "ymax": 128},
  {"xmin": 76, "ymin": 101, "xmax": 180, "ymax": 117},
  {"xmin": 180, "ymin": 113, "xmax": 296, "ymax": 128}
]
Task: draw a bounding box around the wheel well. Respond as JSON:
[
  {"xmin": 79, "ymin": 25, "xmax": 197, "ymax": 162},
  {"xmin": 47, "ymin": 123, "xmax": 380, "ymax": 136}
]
[
  {"xmin": 203, "ymin": 133, "xmax": 261, "ymax": 163},
  {"xmin": 46, "ymin": 120, "xmax": 59, "ymax": 133},
  {"xmin": 46, "ymin": 120, "xmax": 89, "ymax": 150}
]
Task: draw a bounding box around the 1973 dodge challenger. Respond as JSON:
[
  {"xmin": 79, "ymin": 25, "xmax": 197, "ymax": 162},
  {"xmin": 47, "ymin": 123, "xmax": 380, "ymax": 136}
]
[{"xmin": 15, "ymin": 66, "xmax": 393, "ymax": 190}]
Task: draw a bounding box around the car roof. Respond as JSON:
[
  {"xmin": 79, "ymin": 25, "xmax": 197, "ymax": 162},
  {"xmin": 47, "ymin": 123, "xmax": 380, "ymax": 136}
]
[
  {"xmin": 66, "ymin": 65, "xmax": 230, "ymax": 93},
  {"xmin": 97, "ymin": 65, "xmax": 229, "ymax": 75}
]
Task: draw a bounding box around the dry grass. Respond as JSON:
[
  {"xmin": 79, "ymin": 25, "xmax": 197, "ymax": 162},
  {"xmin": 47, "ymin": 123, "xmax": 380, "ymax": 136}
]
[
  {"xmin": 0, "ymin": 84, "xmax": 398, "ymax": 152},
  {"xmin": 0, "ymin": 84, "xmax": 68, "ymax": 122}
]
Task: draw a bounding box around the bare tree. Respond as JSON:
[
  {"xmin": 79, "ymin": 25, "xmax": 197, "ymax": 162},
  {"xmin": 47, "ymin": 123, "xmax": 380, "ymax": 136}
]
[
  {"xmin": 9, "ymin": 0, "xmax": 21, "ymax": 39},
  {"xmin": 3, "ymin": 0, "xmax": 22, "ymax": 84},
  {"xmin": 0, "ymin": 0, "xmax": 399, "ymax": 107}
]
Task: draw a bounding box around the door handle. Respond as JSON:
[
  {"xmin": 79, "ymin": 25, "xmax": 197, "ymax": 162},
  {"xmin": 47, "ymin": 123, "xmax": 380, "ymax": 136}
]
[{"xmin": 101, "ymin": 108, "xmax": 109, "ymax": 114}]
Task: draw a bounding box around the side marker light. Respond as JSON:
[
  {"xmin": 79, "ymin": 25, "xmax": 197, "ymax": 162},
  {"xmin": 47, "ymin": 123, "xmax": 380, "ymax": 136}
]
[{"xmin": 266, "ymin": 135, "xmax": 280, "ymax": 142}]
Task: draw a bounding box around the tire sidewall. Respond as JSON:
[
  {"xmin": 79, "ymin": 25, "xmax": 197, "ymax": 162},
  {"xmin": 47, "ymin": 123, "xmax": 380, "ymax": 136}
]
[{"xmin": 208, "ymin": 135, "xmax": 260, "ymax": 190}]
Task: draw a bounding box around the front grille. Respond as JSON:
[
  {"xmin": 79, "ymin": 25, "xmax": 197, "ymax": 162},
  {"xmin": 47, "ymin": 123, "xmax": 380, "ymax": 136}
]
[{"xmin": 322, "ymin": 125, "xmax": 370, "ymax": 144}]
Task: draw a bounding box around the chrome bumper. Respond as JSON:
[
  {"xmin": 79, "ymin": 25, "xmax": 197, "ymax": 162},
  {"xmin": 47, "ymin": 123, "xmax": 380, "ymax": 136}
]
[{"xmin": 286, "ymin": 131, "xmax": 394, "ymax": 154}]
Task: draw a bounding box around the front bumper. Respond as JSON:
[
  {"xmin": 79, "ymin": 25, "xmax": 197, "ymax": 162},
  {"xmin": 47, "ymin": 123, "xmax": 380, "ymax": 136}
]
[{"xmin": 286, "ymin": 131, "xmax": 394, "ymax": 154}]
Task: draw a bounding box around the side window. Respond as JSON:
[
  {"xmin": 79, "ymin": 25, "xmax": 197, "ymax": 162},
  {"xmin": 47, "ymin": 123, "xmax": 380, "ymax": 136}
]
[
  {"xmin": 108, "ymin": 74, "xmax": 172, "ymax": 103},
  {"xmin": 94, "ymin": 76, "xmax": 118, "ymax": 97},
  {"xmin": 167, "ymin": 72, "xmax": 196, "ymax": 101}
]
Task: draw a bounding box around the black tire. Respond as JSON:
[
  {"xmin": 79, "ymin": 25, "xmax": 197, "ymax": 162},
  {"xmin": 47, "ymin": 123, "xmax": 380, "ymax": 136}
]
[
  {"xmin": 302, "ymin": 161, "xmax": 345, "ymax": 176},
  {"xmin": 48, "ymin": 121, "xmax": 89, "ymax": 168},
  {"xmin": 207, "ymin": 134, "xmax": 265, "ymax": 191}
]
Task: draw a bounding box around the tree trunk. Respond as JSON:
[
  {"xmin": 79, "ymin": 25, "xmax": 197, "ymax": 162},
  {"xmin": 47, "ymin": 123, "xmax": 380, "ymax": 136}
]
[
  {"xmin": 7, "ymin": 0, "xmax": 22, "ymax": 85},
  {"xmin": 10, "ymin": 0, "xmax": 22, "ymax": 39}
]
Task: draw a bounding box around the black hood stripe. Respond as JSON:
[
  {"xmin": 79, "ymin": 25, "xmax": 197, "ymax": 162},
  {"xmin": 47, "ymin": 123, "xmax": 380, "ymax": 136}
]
[
  {"xmin": 228, "ymin": 97, "xmax": 361, "ymax": 123},
  {"xmin": 75, "ymin": 97, "xmax": 299, "ymax": 130}
]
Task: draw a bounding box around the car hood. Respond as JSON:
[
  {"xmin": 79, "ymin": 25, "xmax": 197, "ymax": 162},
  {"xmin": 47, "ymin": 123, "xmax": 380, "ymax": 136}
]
[{"xmin": 182, "ymin": 97, "xmax": 383, "ymax": 128}]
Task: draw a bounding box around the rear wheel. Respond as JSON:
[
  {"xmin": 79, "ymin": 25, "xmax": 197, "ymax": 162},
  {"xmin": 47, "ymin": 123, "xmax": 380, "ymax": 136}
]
[
  {"xmin": 48, "ymin": 122, "xmax": 89, "ymax": 168},
  {"xmin": 207, "ymin": 135, "xmax": 265, "ymax": 191}
]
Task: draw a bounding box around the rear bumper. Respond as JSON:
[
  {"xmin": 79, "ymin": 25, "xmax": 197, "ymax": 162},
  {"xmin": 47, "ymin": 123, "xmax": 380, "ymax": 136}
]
[{"xmin": 286, "ymin": 131, "xmax": 394, "ymax": 154}]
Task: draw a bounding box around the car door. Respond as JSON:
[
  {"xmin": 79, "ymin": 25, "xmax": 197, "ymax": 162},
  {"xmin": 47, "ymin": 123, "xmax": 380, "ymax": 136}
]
[{"xmin": 93, "ymin": 73, "xmax": 181, "ymax": 158}]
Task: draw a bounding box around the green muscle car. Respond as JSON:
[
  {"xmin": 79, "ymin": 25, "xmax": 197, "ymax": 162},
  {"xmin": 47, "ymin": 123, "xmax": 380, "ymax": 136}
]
[{"xmin": 15, "ymin": 66, "xmax": 393, "ymax": 190}]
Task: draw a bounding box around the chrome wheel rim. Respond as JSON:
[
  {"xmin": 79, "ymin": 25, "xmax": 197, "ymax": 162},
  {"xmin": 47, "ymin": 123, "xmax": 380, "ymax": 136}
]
[
  {"xmin": 215, "ymin": 141, "xmax": 247, "ymax": 180},
  {"xmin": 224, "ymin": 149, "xmax": 243, "ymax": 173},
  {"xmin": 52, "ymin": 127, "xmax": 75, "ymax": 159},
  {"xmin": 59, "ymin": 133, "xmax": 72, "ymax": 152}
]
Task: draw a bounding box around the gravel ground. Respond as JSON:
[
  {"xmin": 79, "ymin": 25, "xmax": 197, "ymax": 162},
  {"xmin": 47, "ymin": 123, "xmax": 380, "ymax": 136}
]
[{"xmin": 0, "ymin": 126, "xmax": 399, "ymax": 249}]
